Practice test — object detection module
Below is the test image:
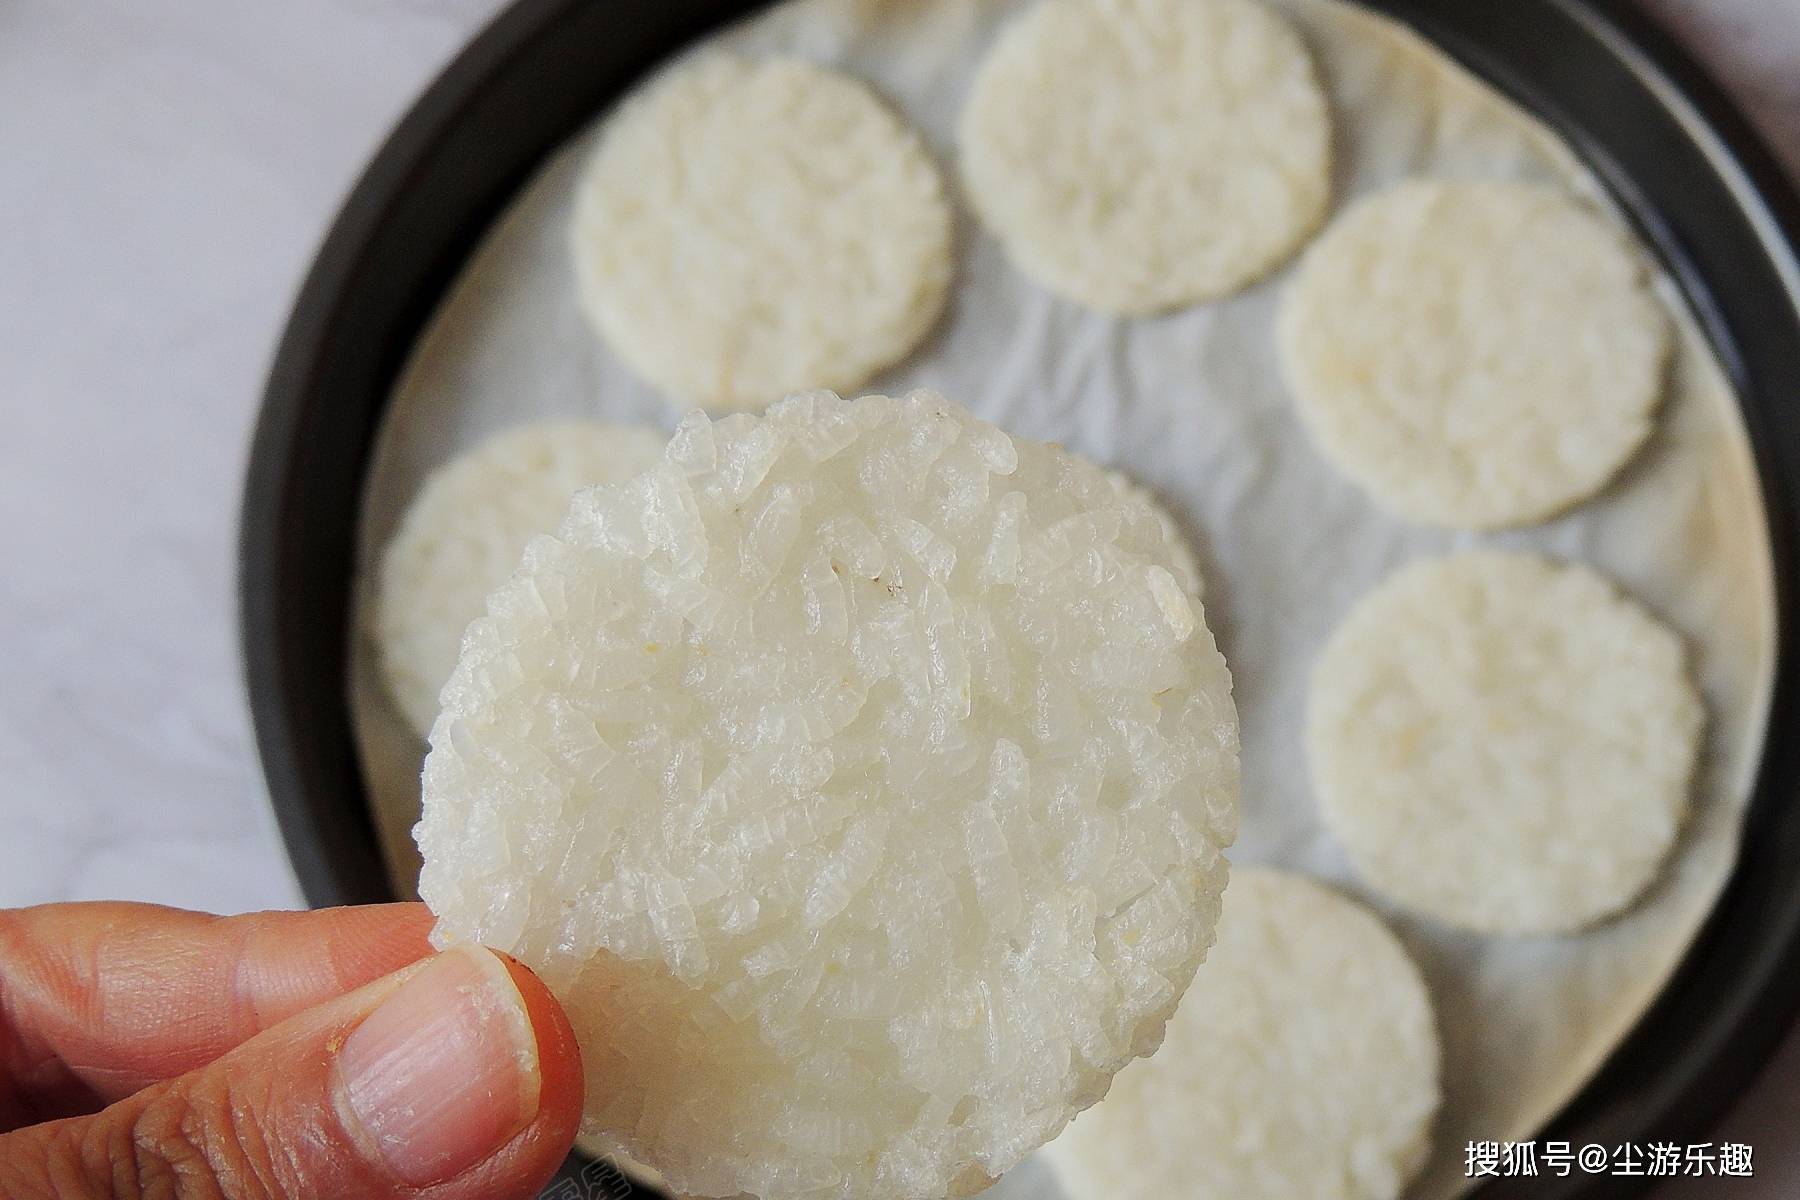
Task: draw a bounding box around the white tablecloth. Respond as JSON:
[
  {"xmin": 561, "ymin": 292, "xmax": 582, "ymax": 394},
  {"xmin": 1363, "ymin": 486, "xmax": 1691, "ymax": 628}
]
[{"xmin": 2, "ymin": 0, "xmax": 1796, "ymax": 1192}]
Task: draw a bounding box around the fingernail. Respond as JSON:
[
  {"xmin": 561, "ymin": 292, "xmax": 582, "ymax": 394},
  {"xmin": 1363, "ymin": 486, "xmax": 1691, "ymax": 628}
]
[{"xmin": 336, "ymin": 946, "xmax": 541, "ymax": 1186}]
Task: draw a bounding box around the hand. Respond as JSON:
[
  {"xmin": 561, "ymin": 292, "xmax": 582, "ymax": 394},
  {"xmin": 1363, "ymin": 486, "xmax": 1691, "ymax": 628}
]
[{"xmin": 0, "ymin": 901, "xmax": 583, "ymax": 1199}]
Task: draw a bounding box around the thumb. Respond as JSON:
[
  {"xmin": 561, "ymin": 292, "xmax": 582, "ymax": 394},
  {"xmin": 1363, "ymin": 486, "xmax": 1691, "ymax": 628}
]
[{"xmin": 0, "ymin": 945, "xmax": 584, "ymax": 1200}]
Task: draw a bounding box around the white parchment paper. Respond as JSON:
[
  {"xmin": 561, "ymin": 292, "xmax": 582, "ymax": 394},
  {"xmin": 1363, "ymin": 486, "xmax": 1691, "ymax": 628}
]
[{"xmin": 350, "ymin": 1, "xmax": 1777, "ymax": 1195}]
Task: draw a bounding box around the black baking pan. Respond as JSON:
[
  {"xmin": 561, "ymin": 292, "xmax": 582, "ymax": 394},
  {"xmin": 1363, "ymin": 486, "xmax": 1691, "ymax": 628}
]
[{"xmin": 239, "ymin": 1, "xmax": 1800, "ymax": 1195}]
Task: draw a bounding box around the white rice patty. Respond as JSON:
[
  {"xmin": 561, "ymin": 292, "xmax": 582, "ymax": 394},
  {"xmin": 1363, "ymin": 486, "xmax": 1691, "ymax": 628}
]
[
  {"xmin": 1278, "ymin": 179, "xmax": 1670, "ymax": 529},
  {"xmin": 417, "ymin": 391, "xmax": 1239, "ymax": 1199},
  {"xmin": 370, "ymin": 421, "xmax": 667, "ymax": 738},
  {"xmin": 1307, "ymin": 551, "xmax": 1702, "ymax": 934},
  {"xmin": 958, "ymin": 0, "xmax": 1331, "ymax": 313},
  {"xmin": 572, "ymin": 55, "xmax": 953, "ymax": 409},
  {"xmin": 1044, "ymin": 867, "xmax": 1440, "ymax": 1200}
]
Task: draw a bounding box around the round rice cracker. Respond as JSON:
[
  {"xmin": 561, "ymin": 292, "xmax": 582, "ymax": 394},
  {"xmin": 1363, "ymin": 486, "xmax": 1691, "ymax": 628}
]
[
  {"xmin": 1308, "ymin": 551, "xmax": 1702, "ymax": 935},
  {"xmin": 416, "ymin": 391, "xmax": 1239, "ymax": 1200},
  {"xmin": 371, "ymin": 421, "xmax": 666, "ymax": 738},
  {"xmin": 1044, "ymin": 867, "xmax": 1440, "ymax": 1200},
  {"xmin": 573, "ymin": 55, "xmax": 954, "ymax": 410},
  {"xmin": 958, "ymin": 0, "xmax": 1331, "ymax": 314},
  {"xmin": 1279, "ymin": 179, "xmax": 1671, "ymax": 529}
]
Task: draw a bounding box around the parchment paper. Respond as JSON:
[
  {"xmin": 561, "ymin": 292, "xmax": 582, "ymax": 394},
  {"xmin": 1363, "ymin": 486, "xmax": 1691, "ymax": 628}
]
[{"xmin": 349, "ymin": 2, "xmax": 1778, "ymax": 1195}]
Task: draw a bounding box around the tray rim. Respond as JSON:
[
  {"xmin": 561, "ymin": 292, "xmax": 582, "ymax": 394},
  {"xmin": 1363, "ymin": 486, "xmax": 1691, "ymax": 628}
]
[{"xmin": 238, "ymin": 2, "xmax": 1800, "ymax": 1196}]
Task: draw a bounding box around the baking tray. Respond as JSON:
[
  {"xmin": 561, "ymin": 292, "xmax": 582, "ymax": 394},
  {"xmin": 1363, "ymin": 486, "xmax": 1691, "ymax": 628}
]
[{"xmin": 238, "ymin": 1, "xmax": 1800, "ymax": 1196}]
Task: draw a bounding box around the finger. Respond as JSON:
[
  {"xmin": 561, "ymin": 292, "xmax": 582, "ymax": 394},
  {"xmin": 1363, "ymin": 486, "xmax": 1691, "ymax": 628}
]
[
  {"xmin": 0, "ymin": 901, "xmax": 434, "ymax": 1123},
  {"xmin": 0, "ymin": 945, "xmax": 583, "ymax": 1200}
]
